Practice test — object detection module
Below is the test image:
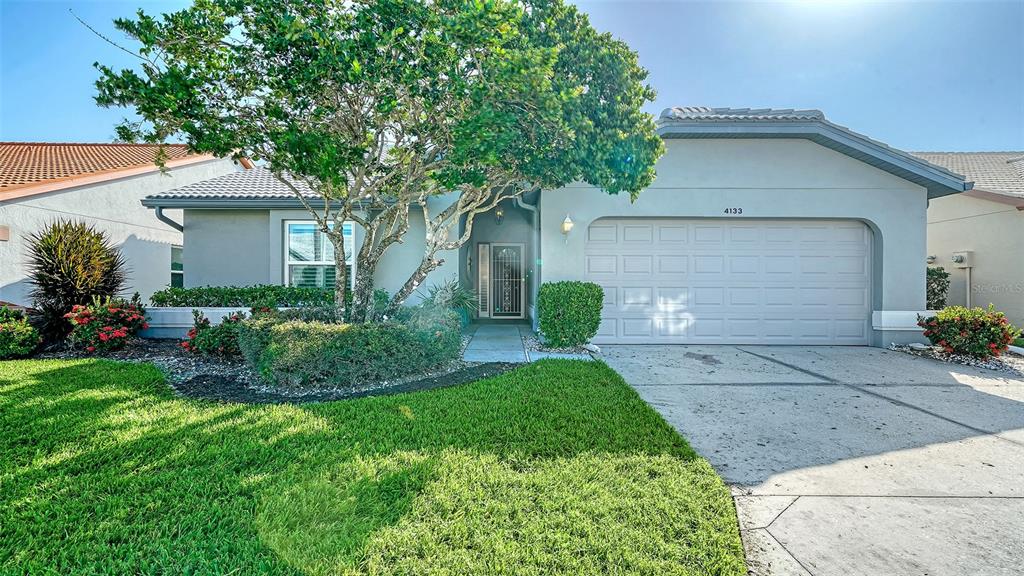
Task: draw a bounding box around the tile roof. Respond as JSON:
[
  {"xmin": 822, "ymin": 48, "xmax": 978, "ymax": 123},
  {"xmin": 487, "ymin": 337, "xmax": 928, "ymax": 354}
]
[
  {"xmin": 144, "ymin": 167, "xmax": 315, "ymax": 202},
  {"xmin": 0, "ymin": 142, "xmax": 211, "ymax": 195},
  {"xmin": 910, "ymin": 152, "xmax": 1024, "ymax": 199},
  {"xmin": 658, "ymin": 106, "xmax": 970, "ymax": 198},
  {"xmin": 660, "ymin": 107, "xmax": 825, "ymax": 122}
]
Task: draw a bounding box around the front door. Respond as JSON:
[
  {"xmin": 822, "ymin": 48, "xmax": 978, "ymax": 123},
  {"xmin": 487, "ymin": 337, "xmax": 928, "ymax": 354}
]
[{"xmin": 490, "ymin": 243, "xmax": 525, "ymax": 319}]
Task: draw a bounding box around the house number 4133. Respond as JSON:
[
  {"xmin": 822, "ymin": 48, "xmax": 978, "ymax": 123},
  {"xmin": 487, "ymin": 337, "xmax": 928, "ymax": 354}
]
[{"xmin": 723, "ymin": 208, "xmax": 743, "ymax": 215}]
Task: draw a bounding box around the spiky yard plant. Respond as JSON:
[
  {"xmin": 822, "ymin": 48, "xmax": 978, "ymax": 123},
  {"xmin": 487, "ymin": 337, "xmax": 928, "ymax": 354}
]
[{"xmin": 27, "ymin": 220, "xmax": 127, "ymax": 342}]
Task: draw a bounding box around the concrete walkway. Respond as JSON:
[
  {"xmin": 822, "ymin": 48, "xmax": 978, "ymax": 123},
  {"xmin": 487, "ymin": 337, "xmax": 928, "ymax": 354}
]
[
  {"xmin": 463, "ymin": 324, "xmax": 529, "ymax": 363},
  {"xmin": 601, "ymin": 345, "xmax": 1024, "ymax": 576},
  {"xmin": 462, "ymin": 324, "xmax": 592, "ymax": 363}
]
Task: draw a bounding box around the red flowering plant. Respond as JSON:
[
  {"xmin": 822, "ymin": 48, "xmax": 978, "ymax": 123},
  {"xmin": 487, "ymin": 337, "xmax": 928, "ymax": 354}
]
[
  {"xmin": 181, "ymin": 309, "xmax": 246, "ymax": 356},
  {"xmin": 918, "ymin": 305, "xmax": 1020, "ymax": 359},
  {"xmin": 64, "ymin": 293, "xmax": 148, "ymax": 353}
]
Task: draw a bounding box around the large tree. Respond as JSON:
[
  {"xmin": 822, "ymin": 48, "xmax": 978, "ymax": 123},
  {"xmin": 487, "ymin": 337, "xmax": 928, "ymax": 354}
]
[{"xmin": 95, "ymin": 0, "xmax": 663, "ymax": 320}]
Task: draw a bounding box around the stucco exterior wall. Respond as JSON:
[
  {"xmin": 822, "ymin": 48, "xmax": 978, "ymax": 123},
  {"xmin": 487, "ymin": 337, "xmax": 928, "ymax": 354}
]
[
  {"xmin": 182, "ymin": 193, "xmax": 460, "ymax": 303},
  {"xmin": 0, "ymin": 158, "xmax": 239, "ymax": 306},
  {"xmin": 183, "ymin": 209, "xmax": 272, "ymax": 287},
  {"xmin": 927, "ymin": 193, "xmax": 1024, "ymax": 326},
  {"xmin": 539, "ymin": 138, "xmax": 931, "ymax": 346}
]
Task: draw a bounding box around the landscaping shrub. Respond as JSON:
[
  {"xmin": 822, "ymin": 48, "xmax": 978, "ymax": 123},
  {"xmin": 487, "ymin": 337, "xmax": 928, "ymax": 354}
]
[
  {"xmin": 0, "ymin": 307, "xmax": 41, "ymax": 359},
  {"xmin": 918, "ymin": 305, "xmax": 1021, "ymax": 359},
  {"xmin": 64, "ymin": 295, "xmax": 148, "ymax": 354},
  {"xmin": 239, "ymin": 310, "xmax": 461, "ymax": 389},
  {"xmin": 181, "ymin": 310, "xmax": 246, "ymax": 356},
  {"xmin": 926, "ymin": 267, "xmax": 951, "ymax": 310},
  {"xmin": 537, "ymin": 281, "xmax": 604, "ymax": 347},
  {"xmin": 150, "ymin": 285, "xmax": 332, "ymax": 308},
  {"xmin": 27, "ymin": 220, "xmax": 127, "ymax": 342},
  {"xmin": 420, "ymin": 279, "xmax": 476, "ymax": 326}
]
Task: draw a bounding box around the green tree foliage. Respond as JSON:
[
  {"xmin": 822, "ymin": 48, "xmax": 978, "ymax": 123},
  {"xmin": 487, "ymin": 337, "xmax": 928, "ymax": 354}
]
[{"xmin": 94, "ymin": 0, "xmax": 663, "ymax": 319}]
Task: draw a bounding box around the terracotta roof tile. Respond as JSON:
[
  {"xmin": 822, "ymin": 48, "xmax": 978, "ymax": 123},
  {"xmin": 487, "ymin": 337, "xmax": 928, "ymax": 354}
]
[{"xmin": 0, "ymin": 142, "xmax": 206, "ymax": 192}]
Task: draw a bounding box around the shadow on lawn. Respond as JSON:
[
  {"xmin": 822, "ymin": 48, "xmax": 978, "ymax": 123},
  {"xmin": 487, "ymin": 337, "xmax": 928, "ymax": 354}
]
[{"xmin": 1, "ymin": 359, "xmax": 742, "ymax": 575}]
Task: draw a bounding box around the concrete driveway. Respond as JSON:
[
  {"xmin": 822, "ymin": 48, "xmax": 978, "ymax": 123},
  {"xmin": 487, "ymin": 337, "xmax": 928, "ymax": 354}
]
[{"xmin": 601, "ymin": 345, "xmax": 1024, "ymax": 576}]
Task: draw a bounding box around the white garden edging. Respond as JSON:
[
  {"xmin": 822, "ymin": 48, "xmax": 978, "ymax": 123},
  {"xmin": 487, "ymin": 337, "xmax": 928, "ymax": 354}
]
[
  {"xmin": 141, "ymin": 307, "xmax": 249, "ymax": 339},
  {"xmin": 871, "ymin": 310, "xmax": 939, "ymax": 332}
]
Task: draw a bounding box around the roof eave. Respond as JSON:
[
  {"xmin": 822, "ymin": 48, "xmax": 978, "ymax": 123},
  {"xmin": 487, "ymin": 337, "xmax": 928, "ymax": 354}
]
[
  {"xmin": 141, "ymin": 197, "xmax": 386, "ymax": 210},
  {"xmin": 964, "ymin": 188, "xmax": 1024, "ymax": 209},
  {"xmin": 657, "ymin": 120, "xmax": 972, "ymax": 199},
  {"xmin": 141, "ymin": 197, "xmax": 314, "ymax": 209}
]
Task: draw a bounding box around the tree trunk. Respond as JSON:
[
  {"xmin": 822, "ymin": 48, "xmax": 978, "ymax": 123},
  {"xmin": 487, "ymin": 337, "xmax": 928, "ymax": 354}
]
[
  {"xmin": 327, "ymin": 232, "xmax": 348, "ymax": 321},
  {"xmin": 350, "ymin": 251, "xmax": 379, "ymax": 322},
  {"xmin": 386, "ymin": 253, "xmax": 443, "ymax": 315}
]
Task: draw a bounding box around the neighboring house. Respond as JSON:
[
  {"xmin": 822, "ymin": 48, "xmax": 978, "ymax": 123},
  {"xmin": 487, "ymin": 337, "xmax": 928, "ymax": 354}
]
[
  {"xmin": 0, "ymin": 143, "xmax": 243, "ymax": 306},
  {"xmin": 912, "ymin": 152, "xmax": 1024, "ymax": 326},
  {"xmin": 142, "ymin": 107, "xmax": 971, "ymax": 346}
]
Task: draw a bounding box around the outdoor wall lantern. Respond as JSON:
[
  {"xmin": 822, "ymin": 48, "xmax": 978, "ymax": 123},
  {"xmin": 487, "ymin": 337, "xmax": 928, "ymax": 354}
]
[
  {"xmin": 494, "ymin": 206, "xmax": 504, "ymax": 225},
  {"xmin": 561, "ymin": 214, "xmax": 574, "ymax": 243}
]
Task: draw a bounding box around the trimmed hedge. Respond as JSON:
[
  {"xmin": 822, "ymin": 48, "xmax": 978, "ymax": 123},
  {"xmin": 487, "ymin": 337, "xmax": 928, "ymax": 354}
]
[
  {"xmin": 238, "ymin": 310, "xmax": 461, "ymax": 389},
  {"xmin": 918, "ymin": 305, "xmax": 1021, "ymax": 359},
  {"xmin": 926, "ymin": 267, "xmax": 950, "ymax": 310},
  {"xmin": 0, "ymin": 307, "xmax": 41, "ymax": 359},
  {"xmin": 537, "ymin": 281, "xmax": 604, "ymax": 348},
  {"xmin": 150, "ymin": 285, "xmax": 332, "ymax": 308}
]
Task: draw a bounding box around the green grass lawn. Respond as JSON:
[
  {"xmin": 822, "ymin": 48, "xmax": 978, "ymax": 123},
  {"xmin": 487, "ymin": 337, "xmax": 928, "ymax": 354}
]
[
  {"xmin": 1014, "ymin": 337, "xmax": 1024, "ymax": 348},
  {"xmin": 0, "ymin": 358, "xmax": 743, "ymax": 575}
]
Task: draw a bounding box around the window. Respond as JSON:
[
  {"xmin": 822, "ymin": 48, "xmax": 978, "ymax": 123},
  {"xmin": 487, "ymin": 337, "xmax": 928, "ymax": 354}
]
[
  {"xmin": 284, "ymin": 221, "xmax": 355, "ymax": 289},
  {"xmin": 171, "ymin": 246, "xmax": 184, "ymax": 288}
]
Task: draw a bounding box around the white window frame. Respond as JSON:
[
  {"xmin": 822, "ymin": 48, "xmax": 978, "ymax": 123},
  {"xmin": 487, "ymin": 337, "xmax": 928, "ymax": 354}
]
[
  {"xmin": 283, "ymin": 220, "xmax": 356, "ymax": 289},
  {"xmin": 170, "ymin": 245, "xmax": 184, "ymax": 288}
]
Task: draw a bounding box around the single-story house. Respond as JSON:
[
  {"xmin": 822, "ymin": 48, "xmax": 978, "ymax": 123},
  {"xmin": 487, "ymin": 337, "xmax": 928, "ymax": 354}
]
[
  {"xmin": 911, "ymin": 152, "xmax": 1024, "ymax": 327},
  {"xmin": 0, "ymin": 143, "xmax": 242, "ymax": 306},
  {"xmin": 142, "ymin": 107, "xmax": 972, "ymax": 346}
]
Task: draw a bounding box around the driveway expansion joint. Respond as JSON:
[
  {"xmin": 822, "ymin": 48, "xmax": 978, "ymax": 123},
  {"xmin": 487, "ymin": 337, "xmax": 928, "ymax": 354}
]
[
  {"xmin": 736, "ymin": 346, "xmax": 1024, "ymax": 450},
  {"xmin": 764, "ymin": 525, "xmax": 816, "ymax": 576},
  {"xmin": 602, "ymin": 344, "xmax": 1024, "ymax": 576},
  {"xmin": 765, "ymin": 495, "xmax": 800, "ymax": 529}
]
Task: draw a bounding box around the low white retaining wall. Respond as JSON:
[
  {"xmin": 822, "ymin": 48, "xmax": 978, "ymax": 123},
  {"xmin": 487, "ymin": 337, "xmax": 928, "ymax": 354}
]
[
  {"xmin": 872, "ymin": 310, "xmax": 935, "ymax": 345},
  {"xmin": 141, "ymin": 307, "xmax": 249, "ymax": 339}
]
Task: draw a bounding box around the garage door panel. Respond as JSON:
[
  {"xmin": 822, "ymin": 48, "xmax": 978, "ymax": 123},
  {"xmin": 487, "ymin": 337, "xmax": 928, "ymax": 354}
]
[
  {"xmin": 586, "ymin": 254, "xmax": 617, "ymax": 275},
  {"xmin": 622, "ymin": 224, "xmax": 654, "ymax": 243},
  {"xmin": 657, "ymin": 255, "xmax": 688, "ymax": 274},
  {"xmin": 694, "ymin": 225, "xmax": 725, "ymax": 244},
  {"xmin": 587, "ymin": 224, "xmax": 617, "ymax": 243},
  {"xmin": 586, "ymin": 218, "xmax": 871, "ymax": 345},
  {"xmin": 658, "ymin": 224, "xmax": 688, "ymax": 243},
  {"xmin": 622, "ymin": 255, "xmax": 653, "ymax": 274}
]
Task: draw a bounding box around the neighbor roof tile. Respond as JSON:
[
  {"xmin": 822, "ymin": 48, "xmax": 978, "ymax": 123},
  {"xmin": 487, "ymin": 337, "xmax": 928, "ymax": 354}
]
[
  {"xmin": 0, "ymin": 143, "xmax": 208, "ymax": 192},
  {"xmin": 910, "ymin": 152, "xmax": 1024, "ymax": 199}
]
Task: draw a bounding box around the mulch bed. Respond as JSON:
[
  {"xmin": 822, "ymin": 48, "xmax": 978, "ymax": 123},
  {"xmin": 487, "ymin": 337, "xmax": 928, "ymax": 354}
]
[{"xmin": 37, "ymin": 338, "xmax": 518, "ymax": 404}]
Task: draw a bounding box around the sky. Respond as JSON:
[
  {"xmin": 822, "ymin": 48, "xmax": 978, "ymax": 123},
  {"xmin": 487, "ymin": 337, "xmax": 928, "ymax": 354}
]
[{"xmin": 1, "ymin": 0, "xmax": 1022, "ymax": 151}]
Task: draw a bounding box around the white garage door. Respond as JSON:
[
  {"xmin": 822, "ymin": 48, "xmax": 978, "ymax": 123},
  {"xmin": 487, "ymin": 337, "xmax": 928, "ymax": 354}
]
[{"xmin": 585, "ymin": 219, "xmax": 872, "ymax": 345}]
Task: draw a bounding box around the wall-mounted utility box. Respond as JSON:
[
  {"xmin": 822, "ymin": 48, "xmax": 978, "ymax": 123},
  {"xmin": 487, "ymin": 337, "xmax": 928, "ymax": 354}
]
[{"xmin": 951, "ymin": 250, "xmax": 974, "ymax": 268}]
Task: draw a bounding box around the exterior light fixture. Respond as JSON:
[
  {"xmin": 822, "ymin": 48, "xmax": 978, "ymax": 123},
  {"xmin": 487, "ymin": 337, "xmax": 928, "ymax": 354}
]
[
  {"xmin": 494, "ymin": 206, "xmax": 504, "ymax": 225},
  {"xmin": 561, "ymin": 214, "xmax": 574, "ymax": 243}
]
